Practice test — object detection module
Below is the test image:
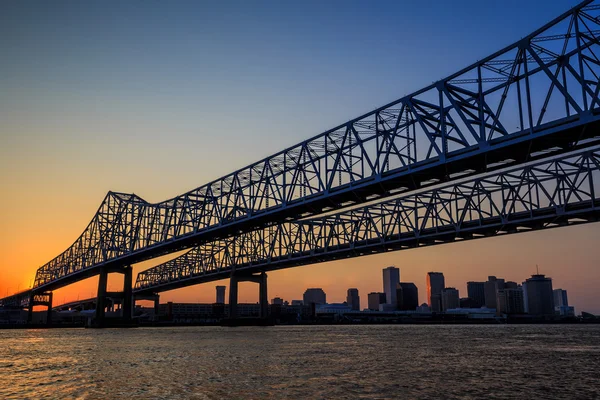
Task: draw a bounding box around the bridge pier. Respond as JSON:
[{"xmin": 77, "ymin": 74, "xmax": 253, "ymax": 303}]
[
  {"xmin": 94, "ymin": 267, "xmax": 108, "ymax": 326},
  {"xmin": 122, "ymin": 265, "xmax": 133, "ymax": 322},
  {"xmin": 26, "ymin": 292, "xmax": 53, "ymax": 325},
  {"xmin": 92, "ymin": 266, "xmax": 133, "ymax": 328},
  {"xmin": 228, "ymin": 271, "xmax": 268, "ymax": 321}
]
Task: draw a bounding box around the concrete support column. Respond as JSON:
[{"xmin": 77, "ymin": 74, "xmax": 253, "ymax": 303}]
[
  {"xmin": 229, "ymin": 275, "xmax": 239, "ymax": 319},
  {"xmin": 95, "ymin": 268, "xmax": 108, "ymax": 326},
  {"xmin": 153, "ymin": 295, "xmax": 160, "ymax": 320},
  {"xmin": 122, "ymin": 266, "xmax": 133, "ymax": 322},
  {"xmin": 27, "ymin": 294, "xmax": 34, "ymax": 324},
  {"xmin": 259, "ymin": 272, "xmax": 268, "ymax": 319},
  {"xmin": 46, "ymin": 292, "xmax": 53, "ymax": 325}
]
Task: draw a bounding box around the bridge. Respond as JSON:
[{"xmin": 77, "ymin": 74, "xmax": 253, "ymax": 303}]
[{"xmin": 3, "ymin": 0, "xmax": 600, "ymax": 325}]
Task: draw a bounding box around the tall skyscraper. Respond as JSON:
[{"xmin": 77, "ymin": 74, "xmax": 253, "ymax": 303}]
[
  {"xmin": 216, "ymin": 286, "xmax": 226, "ymax": 304},
  {"xmin": 397, "ymin": 282, "xmax": 419, "ymax": 311},
  {"xmin": 303, "ymin": 288, "xmax": 326, "ymax": 305},
  {"xmin": 496, "ymin": 288, "xmax": 525, "ymax": 315},
  {"xmin": 484, "ymin": 276, "xmax": 505, "ymax": 309},
  {"xmin": 441, "ymin": 288, "xmax": 460, "ymax": 311},
  {"xmin": 522, "ymin": 274, "xmax": 554, "ymax": 316},
  {"xmin": 383, "ymin": 266, "xmax": 400, "ymax": 306},
  {"xmin": 368, "ymin": 292, "xmax": 386, "ymax": 311},
  {"xmin": 467, "ymin": 282, "xmax": 485, "ymax": 308},
  {"xmin": 346, "ymin": 288, "xmax": 360, "ymax": 311},
  {"xmin": 427, "ymin": 272, "xmax": 445, "ymax": 312}
]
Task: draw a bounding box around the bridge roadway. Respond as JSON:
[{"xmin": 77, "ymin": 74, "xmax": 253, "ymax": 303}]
[
  {"xmin": 134, "ymin": 145, "xmax": 600, "ymax": 295},
  {"xmin": 30, "ymin": 0, "xmax": 600, "ymax": 295}
]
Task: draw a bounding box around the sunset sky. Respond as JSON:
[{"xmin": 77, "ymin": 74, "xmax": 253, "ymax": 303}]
[{"xmin": 2, "ymin": 0, "xmax": 599, "ymax": 314}]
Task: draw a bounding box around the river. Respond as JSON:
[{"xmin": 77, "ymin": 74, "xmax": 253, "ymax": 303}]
[{"xmin": 1, "ymin": 325, "xmax": 599, "ymax": 399}]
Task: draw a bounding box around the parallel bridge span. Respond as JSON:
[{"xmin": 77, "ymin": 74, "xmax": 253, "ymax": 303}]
[{"xmin": 134, "ymin": 145, "xmax": 600, "ymax": 295}]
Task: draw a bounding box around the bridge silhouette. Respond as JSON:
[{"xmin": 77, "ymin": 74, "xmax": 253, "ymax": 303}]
[{"xmin": 3, "ymin": 0, "xmax": 600, "ymax": 326}]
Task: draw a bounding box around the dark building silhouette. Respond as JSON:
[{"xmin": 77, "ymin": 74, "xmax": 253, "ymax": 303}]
[
  {"xmin": 271, "ymin": 297, "xmax": 284, "ymax": 305},
  {"xmin": 553, "ymin": 289, "xmax": 568, "ymax": 307},
  {"xmin": 441, "ymin": 287, "xmax": 460, "ymax": 311},
  {"xmin": 467, "ymin": 281, "xmax": 485, "ymax": 308},
  {"xmin": 484, "ymin": 276, "xmax": 505, "ymax": 309},
  {"xmin": 427, "ymin": 272, "xmax": 445, "ymax": 312},
  {"xmin": 523, "ymin": 274, "xmax": 554, "ymax": 316},
  {"xmin": 216, "ymin": 286, "xmax": 226, "ymax": 304},
  {"xmin": 346, "ymin": 288, "xmax": 360, "ymax": 311},
  {"xmin": 303, "ymin": 288, "xmax": 326, "ymax": 305},
  {"xmin": 396, "ymin": 282, "xmax": 419, "ymax": 311},
  {"xmin": 459, "ymin": 297, "xmax": 477, "ymax": 308},
  {"xmin": 383, "ymin": 266, "xmax": 400, "ymax": 307},
  {"xmin": 368, "ymin": 292, "xmax": 386, "ymax": 311},
  {"xmin": 496, "ymin": 288, "xmax": 525, "ymax": 314}
]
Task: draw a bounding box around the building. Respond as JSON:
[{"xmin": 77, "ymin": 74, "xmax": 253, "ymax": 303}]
[
  {"xmin": 505, "ymin": 281, "xmax": 518, "ymax": 289},
  {"xmin": 271, "ymin": 297, "xmax": 284, "ymax": 305},
  {"xmin": 216, "ymin": 286, "xmax": 226, "ymax": 304},
  {"xmin": 441, "ymin": 288, "xmax": 460, "ymax": 311},
  {"xmin": 522, "ymin": 274, "xmax": 554, "ymax": 316},
  {"xmin": 553, "ymin": 289, "xmax": 568, "ymax": 307},
  {"xmin": 445, "ymin": 307, "xmax": 497, "ymax": 320},
  {"xmin": 416, "ymin": 303, "xmax": 432, "ymax": 313},
  {"xmin": 484, "ymin": 276, "xmax": 505, "ymax": 309},
  {"xmin": 467, "ymin": 281, "xmax": 485, "ymax": 308},
  {"xmin": 427, "ymin": 272, "xmax": 445, "ymax": 312},
  {"xmin": 291, "ymin": 300, "xmax": 303, "ymax": 306},
  {"xmin": 303, "ymin": 288, "xmax": 326, "ymax": 305},
  {"xmin": 459, "ymin": 297, "xmax": 477, "ymax": 308},
  {"xmin": 346, "ymin": 288, "xmax": 360, "ymax": 311},
  {"xmin": 496, "ymin": 288, "xmax": 524, "ymax": 315},
  {"xmin": 316, "ymin": 303, "xmax": 352, "ymax": 315},
  {"xmin": 553, "ymin": 289, "xmax": 574, "ymax": 316},
  {"xmin": 397, "ymin": 282, "xmax": 419, "ymax": 311},
  {"xmin": 383, "ymin": 266, "xmax": 400, "ymax": 306},
  {"xmin": 368, "ymin": 292, "xmax": 387, "ymax": 311}
]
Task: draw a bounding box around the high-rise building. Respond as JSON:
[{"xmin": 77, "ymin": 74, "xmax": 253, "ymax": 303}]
[
  {"xmin": 522, "ymin": 274, "xmax": 554, "ymax": 316},
  {"xmin": 368, "ymin": 292, "xmax": 387, "ymax": 311},
  {"xmin": 216, "ymin": 286, "xmax": 226, "ymax": 304},
  {"xmin": 505, "ymin": 281, "xmax": 518, "ymax": 289},
  {"xmin": 496, "ymin": 288, "xmax": 524, "ymax": 315},
  {"xmin": 553, "ymin": 289, "xmax": 574, "ymax": 316},
  {"xmin": 427, "ymin": 272, "xmax": 445, "ymax": 312},
  {"xmin": 346, "ymin": 288, "xmax": 360, "ymax": 311},
  {"xmin": 396, "ymin": 282, "xmax": 419, "ymax": 311},
  {"xmin": 484, "ymin": 276, "xmax": 505, "ymax": 309},
  {"xmin": 303, "ymin": 288, "xmax": 326, "ymax": 305},
  {"xmin": 441, "ymin": 288, "xmax": 460, "ymax": 311},
  {"xmin": 553, "ymin": 289, "xmax": 568, "ymax": 307},
  {"xmin": 467, "ymin": 282, "xmax": 485, "ymax": 308},
  {"xmin": 383, "ymin": 266, "xmax": 400, "ymax": 306}
]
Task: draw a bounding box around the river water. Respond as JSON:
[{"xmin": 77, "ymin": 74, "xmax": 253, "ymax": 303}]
[{"xmin": 1, "ymin": 325, "xmax": 599, "ymax": 399}]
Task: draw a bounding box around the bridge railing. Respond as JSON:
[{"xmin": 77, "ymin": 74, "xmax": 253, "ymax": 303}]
[{"xmin": 35, "ymin": 0, "xmax": 600, "ymax": 290}]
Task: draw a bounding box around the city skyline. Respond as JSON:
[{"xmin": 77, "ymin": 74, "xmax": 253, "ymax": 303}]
[{"xmin": 2, "ymin": 0, "xmax": 600, "ymax": 315}]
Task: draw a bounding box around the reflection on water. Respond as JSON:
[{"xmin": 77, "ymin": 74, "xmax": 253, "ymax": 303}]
[{"xmin": 1, "ymin": 325, "xmax": 599, "ymax": 399}]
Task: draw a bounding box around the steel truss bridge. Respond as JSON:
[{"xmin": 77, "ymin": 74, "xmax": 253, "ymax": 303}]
[
  {"xmin": 3, "ymin": 0, "xmax": 600, "ymax": 324},
  {"xmin": 134, "ymin": 146, "xmax": 600, "ymax": 294}
]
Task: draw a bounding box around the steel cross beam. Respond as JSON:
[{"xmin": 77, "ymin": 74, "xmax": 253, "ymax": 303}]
[
  {"xmin": 31, "ymin": 0, "xmax": 600, "ymax": 293},
  {"xmin": 134, "ymin": 145, "xmax": 600, "ymax": 294}
]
